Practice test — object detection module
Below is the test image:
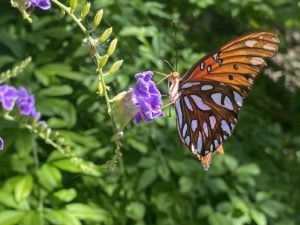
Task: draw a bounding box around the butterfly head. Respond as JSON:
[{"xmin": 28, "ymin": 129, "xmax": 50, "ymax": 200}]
[{"xmin": 170, "ymin": 71, "xmax": 180, "ymax": 79}]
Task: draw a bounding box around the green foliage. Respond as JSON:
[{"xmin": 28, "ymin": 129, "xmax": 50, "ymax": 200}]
[{"xmin": 0, "ymin": 0, "xmax": 300, "ymax": 225}]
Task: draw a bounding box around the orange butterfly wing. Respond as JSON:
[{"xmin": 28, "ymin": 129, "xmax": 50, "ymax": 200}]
[
  {"xmin": 175, "ymin": 30, "xmax": 279, "ymax": 170},
  {"xmin": 182, "ymin": 30, "xmax": 279, "ymax": 90}
]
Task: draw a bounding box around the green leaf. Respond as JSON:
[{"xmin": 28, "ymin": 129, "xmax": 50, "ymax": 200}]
[
  {"xmin": 0, "ymin": 55, "xmax": 15, "ymax": 67},
  {"xmin": 223, "ymin": 154, "xmax": 238, "ymax": 171},
  {"xmin": 206, "ymin": 178, "xmax": 229, "ymax": 194},
  {"xmin": 66, "ymin": 203, "xmax": 111, "ymax": 222},
  {"xmin": 216, "ymin": 201, "xmax": 233, "ymax": 214},
  {"xmin": 179, "ymin": 176, "xmax": 194, "ymax": 193},
  {"xmin": 35, "ymin": 64, "xmax": 85, "ymax": 81},
  {"xmin": 138, "ymin": 167, "xmax": 157, "ymax": 190},
  {"xmin": 197, "ymin": 205, "xmax": 213, "ymax": 218},
  {"xmin": 127, "ymin": 139, "xmax": 148, "ymax": 154},
  {"xmin": 39, "ymin": 85, "xmax": 73, "ymax": 97},
  {"xmin": 14, "ymin": 131, "xmax": 32, "ymax": 156},
  {"xmin": 45, "ymin": 209, "xmax": 81, "ymax": 225},
  {"xmin": 53, "ymin": 189, "xmax": 77, "ymax": 203},
  {"xmin": 0, "ymin": 190, "xmax": 29, "ymax": 210},
  {"xmin": 51, "ymin": 159, "xmax": 82, "ymax": 173},
  {"xmin": 38, "ymin": 98, "xmax": 76, "ymax": 128},
  {"xmin": 229, "ymin": 195, "xmax": 249, "ymax": 213},
  {"xmin": 14, "ymin": 175, "xmax": 33, "ymax": 202},
  {"xmin": 157, "ymin": 163, "xmax": 170, "ymax": 181},
  {"xmin": 38, "ymin": 164, "xmax": 62, "ymax": 191},
  {"xmin": 0, "ymin": 30, "xmax": 24, "ymax": 58},
  {"xmin": 151, "ymin": 193, "xmax": 173, "ymax": 213},
  {"xmin": 137, "ymin": 157, "xmax": 157, "ymax": 168},
  {"xmin": 208, "ymin": 213, "xmax": 233, "ymax": 225},
  {"xmin": 235, "ymin": 163, "xmax": 261, "ymax": 176},
  {"xmin": 0, "ymin": 210, "xmax": 25, "ymax": 225},
  {"xmin": 21, "ymin": 212, "xmax": 42, "ymax": 225},
  {"xmin": 250, "ymin": 209, "xmax": 267, "ymax": 225},
  {"xmin": 125, "ymin": 202, "xmax": 145, "ymax": 221}
]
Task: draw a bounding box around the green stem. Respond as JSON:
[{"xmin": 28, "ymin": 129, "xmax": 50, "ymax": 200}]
[
  {"xmin": 99, "ymin": 69, "xmax": 112, "ymax": 114},
  {"xmin": 32, "ymin": 136, "xmax": 44, "ymax": 225},
  {"xmin": 51, "ymin": 0, "xmax": 88, "ymax": 35},
  {"xmin": 51, "ymin": 0, "xmax": 122, "ymax": 170}
]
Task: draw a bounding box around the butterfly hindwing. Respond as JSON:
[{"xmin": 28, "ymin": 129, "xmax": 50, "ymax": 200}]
[{"xmin": 175, "ymin": 82, "xmax": 241, "ymax": 169}]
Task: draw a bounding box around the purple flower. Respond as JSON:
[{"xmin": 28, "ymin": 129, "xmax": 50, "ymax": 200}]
[
  {"xmin": 16, "ymin": 87, "xmax": 40, "ymax": 119},
  {"xmin": 132, "ymin": 71, "xmax": 164, "ymax": 124},
  {"xmin": 0, "ymin": 137, "xmax": 4, "ymax": 150},
  {"xmin": 0, "ymin": 85, "xmax": 40, "ymax": 119},
  {"xmin": 0, "ymin": 85, "xmax": 18, "ymax": 111},
  {"xmin": 28, "ymin": 0, "xmax": 51, "ymax": 10}
]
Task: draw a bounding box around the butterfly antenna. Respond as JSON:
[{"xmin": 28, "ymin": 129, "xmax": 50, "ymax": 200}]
[
  {"xmin": 172, "ymin": 22, "xmax": 178, "ymax": 72},
  {"xmin": 163, "ymin": 59, "xmax": 175, "ymax": 72}
]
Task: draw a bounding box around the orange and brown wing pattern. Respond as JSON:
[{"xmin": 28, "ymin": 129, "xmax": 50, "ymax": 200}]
[
  {"xmin": 182, "ymin": 30, "xmax": 279, "ymax": 95},
  {"xmin": 176, "ymin": 30, "xmax": 279, "ymax": 169}
]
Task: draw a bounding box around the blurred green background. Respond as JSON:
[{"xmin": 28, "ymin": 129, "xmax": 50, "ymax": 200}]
[{"xmin": 1, "ymin": 0, "xmax": 300, "ymax": 224}]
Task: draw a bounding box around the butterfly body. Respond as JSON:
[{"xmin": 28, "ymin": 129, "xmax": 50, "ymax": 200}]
[{"xmin": 167, "ymin": 30, "xmax": 279, "ymax": 170}]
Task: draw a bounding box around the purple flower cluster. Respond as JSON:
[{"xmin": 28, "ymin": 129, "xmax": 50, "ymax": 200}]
[
  {"xmin": 0, "ymin": 85, "xmax": 40, "ymax": 119},
  {"xmin": 28, "ymin": 0, "xmax": 51, "ymax": 10},
  {"xmin": 132, "ymin": 71, "xmax": 164, "ymax": 124},
  {"xmin": 0, "ymin": 85, "xmax": 40, "ymax": 150}
]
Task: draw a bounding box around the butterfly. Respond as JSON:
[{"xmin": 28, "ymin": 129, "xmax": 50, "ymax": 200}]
[{"xmin": 165, "ymin": 30, "xmax": 279, "ymax": 170}]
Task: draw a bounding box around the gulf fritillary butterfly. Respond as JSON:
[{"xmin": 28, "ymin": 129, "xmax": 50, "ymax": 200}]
[{"xmin": 167, "ymin": 30, "xmax": 279, "ymax": 170}]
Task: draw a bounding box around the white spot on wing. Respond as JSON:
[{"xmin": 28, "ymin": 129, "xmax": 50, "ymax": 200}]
[
  {"xmin": 184, "ymin": 96, "xmax": 193, "ymax": 111},
  {"xmin": 182, "ymin": 123, "xmax": 187, "ymax": 137},
  {"xmin": 233, "ymin": 91, "xmax": 243, "ymax": 107},
  {"xmin": 191, "ymin": 95, "xmax": 211, "ymax": 111},
  {"xmin": 201, "ymin": 85, "xmax": 213, "ymax": 91},
  {"xmin": 213, "ymin": 52, "xmax": 219, "ymax": 60},
  {"xmin": 191, "ymin": 144, "xmax": 197, "ymax": 154},
  {"xmin": 263, "ymin": 44, "xmax": 276, "ymax": 51},
  {"xmin": 214, "ymin": 139, "xmax": 219, "ymax": 148},
  {"xmin": 210, "ymin": 144, "xmax": 214, "ymax": 152},
  {"xmin": 175, "ymin": 99, "xmax": 183, "ymax": 128},
  {"xmin": 224, "ymin": 96, "xmax": 234, "ymax": 110},
  {"xmin": 182, "ymin": 82, "xmax": 201, "ymax": 89},
  {"xmin": 185, "ymin": 136, "xmax": 190, "ymax": 146},
  {"xmin": 251, "ymin": 57, "xmax": 265, "ymax": 66},
  {"xmin": 209, "ymin": 116, "xmax": 216, "ymax": 129},
  {"xmin": 197, "ymin": 132, "xmax": 202, "ymax": 153},
  {"xmin": 245, "ymin": 40, "xmax": 257, "ymax": 47},
  {"xmin": 211, "ymin": 93, "xmax": 222, "ymax": 105},
  {"xmin": 203, "ymin": 122, "xmax": 209, "ymax": 137},
  {"xmin": 211, "ymin": 93, "xmax": 233, "ymax": 110},
  {"xmin": 191, "ymin": 120, "xmax": 198, "ymax": 132},
  {"xmin": 221, "ymin": 120, "xmax": 231, "ymax": 134},
  {"xmin": 200, "ymin": 62, "xmax": 205, "ymax": 70}
]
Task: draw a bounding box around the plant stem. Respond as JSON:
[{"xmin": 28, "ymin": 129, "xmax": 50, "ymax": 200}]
[
  {"xmin": 50, "ymin": 0, "xmax": 122, "ymax": 170},
  {"xmin": 32, "ymin": 136, "xmax": 44, "ymax": 225},
  {"xmin": 51, "ymin": 0, "xmax": 88, "ymax": 35}
]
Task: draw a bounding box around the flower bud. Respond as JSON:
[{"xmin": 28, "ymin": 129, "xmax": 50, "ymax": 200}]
[
  {"xmin": 108, "ymin": 60, "xmax": 123, "ymax": 74},
  {"xmin": 81, "ymin": 2, "xmax": 91, "ymax": 21},
  {"xmin": 93, "ymin": 9, "xmax": 103, "ymax": 29},
  {"xmin": 111, "ymin": 90, "xmax": 136, "ymax": 131},
  {"xmin": 70, "ymin": 0, "xmax": 77, "ymax": 12},
  {"xmin": 98, "ymin": 81, "xmax": 105, "ymax": 96},
  {"xmin": 98, "ymin": 27, "xmax": 112, "ymax": 44},
  {"xmin": 107, "ymin": 39, "xmax": 117, "ymax": 56},
  {"xmin": 97, "ymin": 55, "xmax": 109, "ymax": 69}
]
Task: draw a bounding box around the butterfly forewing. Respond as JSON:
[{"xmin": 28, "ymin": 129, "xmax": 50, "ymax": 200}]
[{"xmin": 176, "ymin": 30, "xmax": 279, "ymax": 169}]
